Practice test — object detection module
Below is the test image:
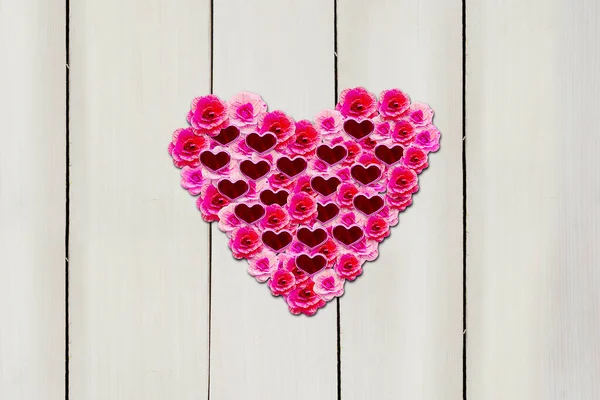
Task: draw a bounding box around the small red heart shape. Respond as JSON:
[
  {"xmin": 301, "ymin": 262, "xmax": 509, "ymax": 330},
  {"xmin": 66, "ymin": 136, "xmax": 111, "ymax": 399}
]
[
  {"xmin": 240, "ymin": 160, "xmax": 270, "ymax": 180},
  {"xmin": 316, "ymin": 202, "xmax": 339, "ymax": 223},
  {"xmin": 310, "ymin": 176, "xmax": 341, "ymax": 197},
  {"xmin": 295, "ymin": 254, "xmax": 326, "ymax": 275},
  {"xmin": 213, "ymin": 125, "xmax": 240, "ymax": 145},
  {"xmin": 316, "ymin": 144, "xmax": 347, "ymax": 166},
  {"xmin": 259, "ymin": 189, "xmax": 289, "ymax": 206},
  {"xmin": 234, "ymin": 204, "xmax": 265, "ymax": 224},
  {"xmin": 200, "ymin": 150, "xmax": 230, "ymax": 172},
  {"xmin": 343, "ymin": 119, "xmax": 374, "ymax": 140},
  {"xmin": 217, "ymin": 179, "xmax": 249, "ymax": 200},
  {"xmin": 353, "ymin": 194, "xmax": 385, "ymax": 216},
  {"xmin": 374, "ymin": 144, "xmax": 404, "ymax": 165},
  {"xmin": 261, "ymin": 230, "xmax": 293, "ymax": 252},
  {"xmin": 297, "ymin": 227, "xmax": 328, "ymax": 248},
  {"xmin": 276, "ymin": 156, "xmax": 307, "ymax": 178},
  {"xmin": 246, "ymin": 132, "xmax": 277, "ymax": 154},
  {"xmin": 332, "ymin": 225, "xmax": 364, "ymax": 246},
  {"xmin": 351, "ymin": 164, "xmax": 382, "ymax": 185}
]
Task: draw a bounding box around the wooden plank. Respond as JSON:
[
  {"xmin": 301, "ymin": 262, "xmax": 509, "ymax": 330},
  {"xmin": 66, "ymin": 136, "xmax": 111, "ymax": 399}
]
[
  {"xmin": 210, "ymin": 1, "xmax": 337, "ymax": 399},
  {"xmin": 0, "ymin": 2, "xmax": 66, "ymax": 399},
  {"xmin": 69, "ymin": 1, "xmax": 211, "ymax": 398},
  {"xmin": 467, "ymin": 1, "xmax": 600, "ymax": 398},
  {"xmin": 337, "ymin": 1, "xmax": 464, "ymax": 399}
]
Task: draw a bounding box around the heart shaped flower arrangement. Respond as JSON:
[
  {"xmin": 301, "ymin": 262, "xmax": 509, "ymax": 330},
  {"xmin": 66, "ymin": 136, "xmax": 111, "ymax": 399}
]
[{"xmin": 168, "ymin": 87, "xmax": 440, "ymax": 315}]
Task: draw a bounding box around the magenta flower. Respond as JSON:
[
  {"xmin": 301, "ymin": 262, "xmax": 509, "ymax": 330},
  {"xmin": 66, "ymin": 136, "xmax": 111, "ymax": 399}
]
[
  {"xmin": 259, "ymin": 205, "xmax": 290, "ymax": 232},
  {"xmin": 387, "ymin": 166, "xmax": 419, "ymax": 196},
  {"xmin": 364, "ymin": 215, "xmax": 390, "ymax": 242},
  {"xmin": 268, "ymin": 269, "xmax": 296, "ymax": 297},
  {"xmin": 229, "ymin": 226, "xmax": 263, "ymax": 259},
  {"xmin": 336, "ymin": 87, "xmax": 378, "ymax": 120},
  {"xmin": 314, "ymin": 109, "xmax": 344, "ymax": 137},
  {"xmin": 168, "ymin": 127, "xmax": 209, "ymax": 168},
  {"xmin": 180, "ymin": 166, "xmax": 205, "ymax": 195},
  {"xmin": 391, "ymin": 120, "xmax": 416, "ymax": 146},
  {"xmin": 286, "ymin": 282, "xmax": 326, "ymax": 316},
  {"xmin": 336, "ymin": 183, "xmax": 359, "ymax": 209},
  {"xmin": 227, "ymin": 91, "xmax": 267, "ymax": 133},
  {"xmin": 187, "ymin": 95, "xmax": 229, "ymax": 135},
  {"xmin": 379, "ymin": 89, "xmax": 411, "ymax": 119},
  {"xmin": 197, "ymin": 184, "xmax": 230, "ymax": 222},
  {"xmin": 403, "ymin": 146, "xmax": 429, "ymax": 174},
  {"xmin": 335, "ymin": 254, "xmax": 363, "ymax": 281},
  {"xmin": 286, "ymin": 120, "xmax": 320, "ymax": 157},
  {"xmin": 312, "ymin": 269, "xmax": 344, "ymax": 301},
  {"xmin": 287, "ymin": 192, "xmax": 317, "ymax": 224},
  {"xmin": 259, "ymin": 110, "xmax": 295, "ymax": 147},
  {"xmin": 406, "ymin": 102, "xmax": 434, "ymax": 126},
  {"xmin": 415, "ymin": 126, "xmax": 441, "ymax": 153},
  {"xmin": 248, "ymin": 252, "xmax": 277, "ymax": 282}
]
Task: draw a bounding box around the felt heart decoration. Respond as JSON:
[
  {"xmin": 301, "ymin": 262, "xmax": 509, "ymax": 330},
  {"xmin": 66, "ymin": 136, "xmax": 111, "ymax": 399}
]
[{"xmin": 169, "ymin": 87, "xmax": 440, "ymax": 315}]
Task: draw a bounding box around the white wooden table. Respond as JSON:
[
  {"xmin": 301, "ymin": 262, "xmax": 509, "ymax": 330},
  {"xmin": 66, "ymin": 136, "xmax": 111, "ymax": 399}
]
[{"xmin": 1, "ymin": 1, "xmax": 599, "ymax": 399}]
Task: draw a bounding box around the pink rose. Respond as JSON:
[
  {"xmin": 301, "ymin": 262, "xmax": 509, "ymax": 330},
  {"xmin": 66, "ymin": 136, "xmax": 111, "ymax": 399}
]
[
  {"xmin": 180, "ymin": 166, "xmax": 205, "ymax": 195},
  {"xmin": 227, "ymin": 91, "xmax": 267, "ymax": 133},
  {"xmin": 308, "ymin": 158, "xmax": 329, "ymax": 174},
  {"xmin": 168, "ymin": 127, "xmax": 209, "ymax": 168},
  {"xmin": 283, "ymin": 257, "xmax": 309, "ymax": 285},
  {"xmin": 286, "ymin": 282, "xmax": 326, "ymax": 316},
  {"xmin": 349, "ymin": 239, "xmax": 379, "ymax": 261},
  {"xmin": 312, "ymin": 269, "xmax": 344, "ymax": 301},
  {"xmin": 415, "ymin": 127, "xmax": 440, "ymax": 153},
  {"xmin": 217, "ymin": 204, "xmax": 242, "ymax": 234},
  {"xmin": 341, "ymin": 141, "xmax": 362, "ymax": 167},
  {"xmin": 336, "ymin": 87, "xmax": 378, "ymax": 120},
  {"xmin": 310, "ymin": 239, "xmax": 339, "ymax": 265},
  {"xmin": 187, "ymin": 95, "xmax": 229, "ymax": 135},
  {"xmin": 198, "ymin": 184, "xmax": 230, "ymax": 222},
  {"xmin": 248, "ymin": 252, "xmax": 277, "ymax": 282},
  {"xmin": 378, "ymin": 89, "xmax": 411, "ymax": 119},
  {"xmin": 387, "ymin": 166, "xmax": 419, "ymax": 196},
  {"xmin": 406, "ymin": 102, "xmax": 434, "ymax": 126},
  {"xmin": 386, "ymin": 193, "xmax": 413, "ymax": 211},
  {"xmin": 268, "ymin": 172, "xmax": 295, "ymax": 191},
  {"xmin": 374, "ymin": 119, "xmax": 393, "ymax": 137},
  {"xmin": 365, "ymin": 215, "xmax": 390, "ymax": 242},
  {"xmin": 314, "ymin": 109, "xmax": 344, "ymax": 137},
  {"xmin": 286, "ymin": 120, "xmax": 320, "ymax": 157},
  {"xmin": 259, "ymin": 204, "xmax": 290, "ymax": 232},
  {"xmin": 338, "ymin": 211, "xmax": 359, "ymax": 227},
  {"xmin": 403, "ymin": 146, "xmax": 428, "ymax": 174},
  {"xmin": 268, "ymin": 269, "xmax": 296, "ymax": 297},
  {"xmin": 287, "ymin": 192, "xmax": 317, "ymax": 224},
  {"xmin": 392, "ymin": 120, "xmax": 416, "ymax": 146},
  {"xmin": 229, "ymin": 226, "xmax": 263, "ymax": 259},
  {"xmin": 335, "ymin": 254, "xmax": 363, "ymax": 281},
  {"xmin": 259, "ymin": 110, "xmax": 295, "ymax": 147},
  {"xmin": 293, "ymin": 175, "xmax": 317, "ymax": 197},
  {"xmin": 336, "ymin": 183, "xmax": 359, "ymax": 208}
]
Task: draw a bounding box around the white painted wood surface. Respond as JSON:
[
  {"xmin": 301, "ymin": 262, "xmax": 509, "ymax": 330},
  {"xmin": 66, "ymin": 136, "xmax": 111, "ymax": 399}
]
[
  {"xmin": 0, "ymin": 1, "xmax": 66, "ymax": 399},
  {"xmin": 69, "ymin": 1, "xmax": 211, "ymax": 399},
  {"xmin": 210, "ymin": 1, "xmax": 337, "ymax": 399},
  {"xmin": 467, "ymin": 0, "xmax": 600, "ymax": 399},
  {"xmin": 337, "ymin": 1, "xmax": 464, "ymax": 399}
]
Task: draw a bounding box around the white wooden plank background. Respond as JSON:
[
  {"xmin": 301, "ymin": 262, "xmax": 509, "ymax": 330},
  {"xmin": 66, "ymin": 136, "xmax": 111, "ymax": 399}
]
[
  {"xmin": 3, "ymin": 0, "xmax": 600, "ymax": 399},
  {"xmin": 467, "ymin": 0, "xmax": 600, "ymax": 399},
  {"xmin": 0, "ymin": 1, "xmax": 66, "ymax": 399}
]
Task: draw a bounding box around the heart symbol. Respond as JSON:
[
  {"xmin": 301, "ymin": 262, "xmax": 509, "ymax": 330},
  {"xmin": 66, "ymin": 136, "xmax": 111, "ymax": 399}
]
[{"xmin": 169, "ymin": 87, "xmax": 440, "ymax": 315}]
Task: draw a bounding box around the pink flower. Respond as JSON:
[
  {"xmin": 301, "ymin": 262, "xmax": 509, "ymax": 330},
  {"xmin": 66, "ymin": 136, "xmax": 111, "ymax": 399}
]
[
  {"xmin": 287, "ymin": 120, "xmax": 320, "ymax": 157},
  {"xmin": 341, "ymin": 141, "xmax": 362, "ymax": 167},
  {"xmin": 229, "ymin": 226, "xmax": 263, "ymax": 259},
  {"xmin": 336, "ymin": 183, "xmax": 359, "ymax": 208},
  {"xmin": 403, "ymin": 146, "xmax": 429, "ymax": 174},
  {"xmin": 365, "ymin": 215, "xmax": 390, "ymax": 242},
  {"xmin": 187, "ymin": 95, "xmax": 229, "ymax": 135},
  {"xmin": 180, "ymin": 166, "xmax": 205, "ymax": 195},
  {"xmin": 268, "ymin": 269, "xmax": 296, "ymax": 297},
  {"xmin": 386, "ymin": 193, "xmax": 413, "ymax": 211},
  {"xmin": 217, "ymin": 204, "xmax": 242, "ymax": 233},
  {"xmin": 379, "ymin": 89, "xmax": 411, "ymax": 119},
  {"xmin": 311, "ymin": 239, "xmax": 339, "ymax": 265},
  {"xmin": 283, "ymin": 257, "xmax": 310, "ymax": 286},
  {"xmin": 374, "ymin": 119, "xmax": 393, "ymax": 138},
  {"xmin": 406, "ymin": 102, "xmax": 434, "ymax": 126},
  {"xmin": 227, "ymin": 92, "xmax": 267, "ymax": 133},
  {"xmin": 293, "ymin": 175, "xmax": 317, "ymax": 197},
  {"xmin": 314, "ymin": 109, "xmax": 344, "ymax": 137},
  {"xmin": 287, "ymin": 192, "xmax": 317, "ymax": 224},
  {"xmin": 312, "ymin": 269, "xmax": 344, "ymax": 301},
  {"xmin": 168, "ymin": 127, "xmax": 209, "ymax": 168},
  {"xmin": 248, "ymin": 252, "xmax": 277, "ymax": 282},
  {"xmin": 338, "ymin": 211, "xmax": 359, "ymax": 227},
  {"xmin": 336, "ymin": 87, "xmax": 378, "ymax": 120},
  {"xmin": 349, "ymin": 239, "xmax": 379, "ymax": 261},
  {"xmin": 387, "ymin": 166, "xmax": 419, "ymax": 196},
  {"xmin": 197, "ymin": 184, "xmax": 230, "ymax": 222},
  {"xmin": 259, "ymin": 110, "xmax": 295, "ymax": 147},
  {"xmin": 335, "ymin": 254, "xmax": 363, "ymax": 281},
  {"xmin": 268, "ymin": 172, "xmax": 295, "ymax": 191},
  {"xmin": 286, "ymin": 282, "xmax": 326, "ymax": 316},
  {"xmin": 415, "ymin": 126, "xmax": 440, "ymax": 153},
  {"xmin": 392, "ymin": 120, "xmax": 416, "ymax": 146},
  {"xmin": 259, "ymin": 204, "xmax": 290, "ymax": 232}
]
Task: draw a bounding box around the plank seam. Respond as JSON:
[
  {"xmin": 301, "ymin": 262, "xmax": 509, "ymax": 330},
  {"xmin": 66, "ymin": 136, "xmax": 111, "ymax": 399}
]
[
  {"xmin": 65, "ymin": 0, "xmax": 71, "ymax": 397},
  {"xmin": 461, "ymin": 0, "xmax": 468, "ymax": 398}
]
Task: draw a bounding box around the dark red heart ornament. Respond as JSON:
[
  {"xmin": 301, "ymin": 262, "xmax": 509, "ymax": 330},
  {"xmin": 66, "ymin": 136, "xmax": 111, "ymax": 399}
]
[{"xmin": 169, "ymin": 87, "xmax": 440, "ymax": 315}]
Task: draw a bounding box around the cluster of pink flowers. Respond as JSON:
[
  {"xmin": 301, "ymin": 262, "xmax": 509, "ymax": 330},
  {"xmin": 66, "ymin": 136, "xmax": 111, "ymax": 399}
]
[{"xmin": 169, "ymin": 87, "xmax": 440, "ymax": 316}]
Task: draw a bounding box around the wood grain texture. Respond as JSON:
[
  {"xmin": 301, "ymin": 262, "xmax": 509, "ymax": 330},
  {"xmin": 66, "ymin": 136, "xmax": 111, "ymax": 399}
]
[
  {"xmin": 210, "ymin": 1, "xmax": 337, "ymax": 399},
  {"xmin": 467, "ymin": 1, "xmax": 600, "ymax": 398},
  {"xmin": 337, "ymin": 1, "xmax": 464, "ymax": 399},
  {"xmin": 0, "ymin": 1, "xmax": 66, "ymax": 398},
  {"xmin": 69, "ymin": 1, "xmax": 211, "ymax": 399}
]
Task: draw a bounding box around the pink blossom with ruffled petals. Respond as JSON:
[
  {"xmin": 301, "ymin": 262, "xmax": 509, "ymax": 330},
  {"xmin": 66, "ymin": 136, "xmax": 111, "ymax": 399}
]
[
  {"xmin": 269, "ymin": 269, "xmax": 296, "ymax": 297},
  {"xmin": 168, "ymin": 128, "xmax": 209, "ymax": 168},
  {"xmin": 287, "ymin": 192, "xmax": 317, "ymax": 224},
  {"xmin": 335, "ymin": 254, "xmax": 363, "ymax": 281},
  {"xmin": 227, "ymin": 92, "xmax": 267, "ymax": 133},
  {"xmin": 386, "ymin": 193, "xmax": 413, "ymax": 211},
  {"xmin": 313, "ymin": 269, "xmax": 344, "ymax": 301},
  {"xmin": 387, "ymin": 166, "xmax": 419, "ymax": 196},
  {"xmin": 287, "ymin": 120, "xmax": 320, "ymax": 157},
  {"xmin": 338, "ymin": 211, "xmax": 359, "ymax": 227},
  {"xmin": 415, "ymin": 126, "xmax": 440, "ymax": 153},
  {"xmin": 217, "ymin": 204, "xmax": 242, "ymax": 234},
  {"xmin": 374, "ymin": 118, "xmax": 393, "ymax": 137},
  {"xmin": 403, "ymin": 146, "xmax": 429, "ymax": 174},
  {"xmin": 187, "ymin": 95, "xmax": 229, "ymax": 135},
  {"xmin": 308, "ymin": 158, "xmax": 329, "ymax": 174},
  {"xmin": 198, "ymin": 184, "xmax": 230, "ymax": 222},
  {"xmin": 336, "ymin": 183, "xmax": 359, "ymax": 209},
  {"xmin": 259, "ymin": 110, "xmax": 295, "ymax": 147},
  {"xmin": 406, "ymin": 102, "xmax": 434, "ymax": 127},
  {"xmin": 311, "ymin": 239, "xmax": 339, "ymax": 265},
  {"xmin": 229, "ymin": 226, "xmax": 263, "ymax": 259},
  {"xmin": 379, "ymin": 89, "xmax": 411, "ymax": 119},
  {"xmin": 268, "ymin": 171, "xmax": 295, "ymax": 191},
  {"xmin": 392, "ymin": 120, "xmax": 416, "ymax": 146},
  {"xmin": 248, "ymin": 252, "xmax": 277, "ymax": 282},
  {"xmin": 180, "ymin": 166, "xmax": 206, "ymax": 195},
  {"xmin": 336, "ymin": 87, "xmax": 378, "ymax": 120},
  {"xmin": 314, "ymin": 109, "xmax": 344, "ymax": 137},
  {"xmin": 365, "ymin": 215, "xmax": 390, "ymax": 242},
  {"xmin": 293, "ymin": 175, "xmax": 317, "ymax": 197},
  {"xmin": 259, "ymin": 204, "xmax": 290, "ymax": 232},
  {"xmin": 341, "ymin": 141, "xmax": 362, "ymax": 167},
  {"xmin": 349, "ymin": 238, "xmax": 379, "ymax": 261},
  {"xmin": 283, "ymin": 257, "xmax": 309, "ymax": 286},
  {"xmin": 286, "ymin": 282, "xmax": 326, "ymax": 316}
]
